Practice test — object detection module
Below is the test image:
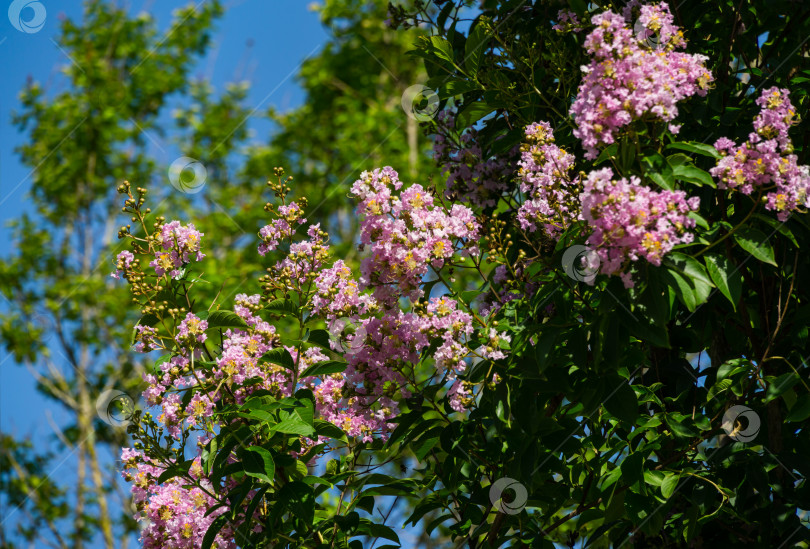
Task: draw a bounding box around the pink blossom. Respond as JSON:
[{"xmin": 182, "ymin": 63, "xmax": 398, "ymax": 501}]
[
  {"xmin": 581, "ymin": 167, "xmax": 700, "ymax": 285},
  {"xmin": 711, "ymin": 88, "xmax": 810, "ymax": 220},
  {"xmin": 517, "ymin": 121, "xmax": 582, "ymax": 237},
  {"xmin": 111, "ymin": 250, "xmax": 135, "ymax": 280},
  {"xmin": 570, "ymin": 3, "xmax": 713, "ymax": 159},
  {"xmin": 351, "ymin": 167, "xmax": 480, "ymax": 305},
  {"xmin": 150, "ymin": 221, "xmax": 205, "ymax": 277}
]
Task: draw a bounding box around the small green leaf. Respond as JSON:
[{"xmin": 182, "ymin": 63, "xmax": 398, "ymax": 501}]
[
  {"xmin": 595, "ymin": 143, "xmax": 618, "ymax": 166},
  {"xmin": 734, "ymin": 228, "xmax": 776, "ymax": 266},
  {"xmin": 665, "ymin": 252, "xmax": 713, "ymax": 306},
  {"xmin": 648, "ymin": 171, "xmax": 675, "ymax": 190},
  {"xmin": 672, "ymin": 164, "xmax": 715, "ymax": 187},
  {"xmin": 666, "ymin": 141, "xmax": 720, "ymax": 159},
  {"xmin": 300, "ymin": 360, "xmax": 346, "ymax": 378},
  {"xmin": 240, "ymin": 446, "xmax": 275, "ymax": 483},
  {"xmin": 704, "ymin": 254, "xmax": 741, "ymax": 310},
  {"xmin": 264, "ymin": 298, "xmax": 297, "ymax": 316},
  {"xmin": 620, "ymin": 451, "xmax": 645, "ymax": 486},
  {"xmin": 206, "ymin": 310, "xmax": 249, "ymax": 330},
  {"xmin": 157, "ymin": 459, "xmax": 193, "ymax": 484},
  {"xmin": 661, "ymin": 473, "xmax": 680, "ymax": 498},
  {"xmin": 666, "ymin": 414, "xmax": 697, "ymax": 438},
  {"xmin": 306, "ymin": 328, "xmax": 332, "ymax": 350},
  {"xmin": 314, "ymin": 420, "xmax": 348, "ymax": 442},
  {"xmin": 786, "ymin": 393, "xmax": 810, "ymax": 422},
  {"xmin": 429, "ymin": 36, "xmax": 455, "ymax": 64},
  {"xmin": 603, "ymin": 381, "xmax": 639, "ymax": 424},
  {"xmin": 764, "ymin": 373, "xmax": 798, "ymax": 403},
  {"xmin": 271, "ymin": 416, "xmax": 316, "ymax": 437},
  {"xmin": 275, "ymin": 481, "xmax": 315, "ymax": 525},
  {"xmin": 261, "ymin": 347, "xmax": 295, "ymax": 370},
  {"xmin": 464, "ymin": 20, "xmax": 490, "ymax": 76},
  {"xmin": 456, "ymin": 101, "xmax": 494, "ymax": 129},
  {"xmin": 201, "ymin": 515, "xmax": 228, "ymax": 549}
]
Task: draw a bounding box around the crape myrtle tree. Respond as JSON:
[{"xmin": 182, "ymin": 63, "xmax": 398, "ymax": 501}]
[
  {"xmin": 113, "ymin": 0, "xmax": 810, "ymax": 548},
  {"xmin": 0, "ymin": 0, "xmax": 430, "ymax": 547}
]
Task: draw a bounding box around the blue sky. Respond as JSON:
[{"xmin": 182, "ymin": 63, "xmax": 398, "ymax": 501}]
[
  {"xmin": 1, "ymin": 0, "xmax": 327, "ymax": 437},
  {"xmin": 0, "ymin": 0, "xmax": 330, "ymax": 545}
]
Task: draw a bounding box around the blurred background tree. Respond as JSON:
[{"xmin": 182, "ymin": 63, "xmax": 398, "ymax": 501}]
[{"xmin": 0, "ymin": 0, "xmax": 436, "ymax": 546}]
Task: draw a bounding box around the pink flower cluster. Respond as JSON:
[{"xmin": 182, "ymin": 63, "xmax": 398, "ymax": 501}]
[
  {"xmin": 150, "ymin": 221, "xmax": 205, "ymax": 277},
  {"xmin": 272, "ymin": 224, "xmax": 329, "ymax": 284},
  {"xmin": 710, "ymin": 88, "xmax": 810, "ymax": 221},
  {"xmin": 134, "ymin": 325, "xmax": 160, "ymax": 353},
  {"xmin": 140, "ymin": 298, "xmax": 279, "ymax": 438},
  {"xmin": 176, "ymin": 312, "xmax": 208, "ymax": 348},
  {"xmin": 570, "ymin": 3, "xmax": 713, "ymax": 159},
  {"xmin": 258, "ymin": 202, "xmax": 306, "ymax": 255},
  {"xmin": 433, "ymin": 111, "xmax": 514, "ymax": 209},
  {"xmin": 311, "ymin": 260, "xmax": 377, "ymax": 320},
  {"xmin": 517, "ymin": 121, "xmax": 582, "ymax": 238},
  {"xmin": 581, "ymin": 167, "xmax": 700, "ymax": 287},
  {"xmin": 552, "ymin": 9, "xmax": 583, "ymax": 33},
  {"xmin": 350, "ymin": 167, "xmax": 480, "ymax": 305},
  {"xmin": 121, "ymin": 449, "xmax": 241, "ymax": 549},
  {"xmin": 111, "ymin": 250, "xmax": 135, "ymax": 280}
]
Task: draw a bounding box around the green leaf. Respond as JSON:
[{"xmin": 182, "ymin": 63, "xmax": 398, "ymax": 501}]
[
  {"xmin": 707, "ymin": 378, "xmax": 733, "ymax": 401},
  {"xmin": 786, "ymin": 393, "xmax": 810, "ymax": 422},
  {"xmin": 156, "ymin": 459, "xmax": 193, "ymax": 484},
  {"xmin": 666, "ymin": 414, "xmax": 697, "ymax": 438},
  {"xmin": 672, "ymin": 164, "xmax": 715, "ymax": 187},
  {"xmin": 764, "ymin": 373, "xmax": 798, "ymax": 403},
  {"xmin": 464, "ymin": 20, "xmax": 490, "ymax": 76},
  {"xmin": 264, "ymin": 298, "xmax": 297, "ymax": 316},
  {"xmin": 306, "ymin": 328, "xmax": 332, "ymax": 350},
  {"xmin": 620, "ymin": 451, "xmax": 645, "ymax": 486},
  {"xmin": 362, "ymin": 521, "xmax": 401, "ymax": 544},
  {"xmin": 688, "ymin": 211, "xmax": 710, "ymax": 230},
  {"xmin": 456, "ymin": 101, "xmax": 494, "ymax": 129},
  {"xmin": 437, "ymin": 79, "xmax": 479, "ymax": 99},
  {"xmin": 271, "ymin": 415, "xmax": 316, "ymax": 437},
  {"xmin": 261, "ymin": 347, "xmax": 295, "ymax": 370},
  {"xmin": 666, "ymin": 141, "xmax": 721, "ymax": 159},
  {"xmin": 429, "ymin": 36, "xmax": 455, "ymax": 64},
  {"xmin": 661, "ymin": 473, "xmax": 680, "ymax": 498},
  {"xmin": 240, "ymin": 446, "xmax": 275, "ymax": 483},
  {"xmin": 734, "ymin": 228, "xmax": 776, "ymax": 266},
  {"xmin": 603, "ymin": 381, "xmax": 639, "ymax": 424},
  {"xmin": 604, "ymin": 487, "xmax": 625, "ymax": 522},
  {"xmin": 663, "ymin": 252, "xmax": 713, "ymax": 311},
  {"xmin": 753, "ymin": 213, "xmax": 799, "ymax": 247},
  {"xmin": 704, "ymin": 254, "xmax": 742, "ymax": 310},
  {"xmin": 648, "ymin": 171, "xmax": 675, "ymax": 190},
  {"xmin": 201, "ymin": 515, "xmax": 228, "ymax": 549},
  {"xmin": 595, "ymin": 143, "xmax": 618, "ymax": 166},
  {"xmin": 314, "ymin": 420, "xmax": 348, "ymax": 442},
  {"xmin": 206, "ymin": 310, "xmax": 249, "ymax": 330},
  {"xmin": 275, "ymin": 481, "xmax": 315, "ymax": 525},
  {"xmin": 300, "ymin": 360, "xmax": 346, "ymax": 378}
]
